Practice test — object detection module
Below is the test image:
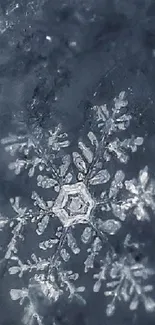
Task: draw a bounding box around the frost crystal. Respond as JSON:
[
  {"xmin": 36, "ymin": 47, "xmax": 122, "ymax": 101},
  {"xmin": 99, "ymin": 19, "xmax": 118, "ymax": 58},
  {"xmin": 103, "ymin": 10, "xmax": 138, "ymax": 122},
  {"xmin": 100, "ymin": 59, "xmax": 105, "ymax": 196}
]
[
  {"xmin": 1, "ymin": 90, "xmax": 154, "ymax": 324},
  {"xmin": 93, "ymin": 237, "xmax": 155, "ymax": 316},
  {"xmin": 105, "ymin": 255, "xmax": 155, "ymax": 316},
  {"xmin": 124, "ymin": 166, "xmax": 155, "ymax": 220}
]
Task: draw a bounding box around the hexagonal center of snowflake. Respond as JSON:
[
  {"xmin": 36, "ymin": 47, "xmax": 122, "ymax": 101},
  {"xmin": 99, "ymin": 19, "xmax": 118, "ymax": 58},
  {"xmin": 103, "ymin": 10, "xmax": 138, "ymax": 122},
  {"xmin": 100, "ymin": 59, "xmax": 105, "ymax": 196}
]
[
  {"xmin": 67, "ymin": 194, "xmax": 88, "ymax": 216},
  {"xmin": 52, "ymin": 182, "xmax": 94, "ymax": 227}
]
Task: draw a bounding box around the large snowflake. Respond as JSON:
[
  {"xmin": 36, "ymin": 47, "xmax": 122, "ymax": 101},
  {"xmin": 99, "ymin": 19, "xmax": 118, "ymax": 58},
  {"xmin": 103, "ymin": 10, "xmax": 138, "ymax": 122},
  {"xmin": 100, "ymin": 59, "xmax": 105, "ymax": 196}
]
[{"xmin": 1, "ymin": 91, "xmax": 155, "ymax": 324}]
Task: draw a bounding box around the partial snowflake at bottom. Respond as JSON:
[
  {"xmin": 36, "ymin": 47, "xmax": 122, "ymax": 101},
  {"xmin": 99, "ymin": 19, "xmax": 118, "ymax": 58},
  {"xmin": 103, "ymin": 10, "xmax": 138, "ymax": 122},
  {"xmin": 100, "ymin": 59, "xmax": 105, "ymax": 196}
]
[{"xmin": 1, "ymin": 90, "xmax": 155, "ymax": 324}]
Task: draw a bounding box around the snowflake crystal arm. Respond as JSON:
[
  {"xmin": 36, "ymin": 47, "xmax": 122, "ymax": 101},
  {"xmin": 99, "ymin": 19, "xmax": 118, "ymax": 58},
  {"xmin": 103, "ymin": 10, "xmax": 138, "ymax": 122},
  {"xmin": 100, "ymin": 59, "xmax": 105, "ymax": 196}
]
[
  {"xmin": 1, "ymin": 133, "xmax": 34, "ymax": 156},
  {"xmin": 10, "ymin": 285, "xmax": 44, "ymax": 325},
  {"xmin": 9, "ymin": 254, "xmax": 52, "ymax": 277},
  {"xmin": 1, "ymin": 124, "xmax": 70, "ymax": 178},
  {"xmin": 58, "ymin": 269, "xmax": 86, "ymax": 305},
  {"xmin": 48, "ymin": 124, "xmax": 70, "ymax": 150},
  {"xmin": 4, "ymin": 197, "xmax": 30, "ymax": 260},
  {"xmin": 105, "ymin": 136, "xmax": 143, "ymax": 163},
  {"xmin": 92, "ymin": 92, "xmax": 130, "ymax": 135},
  {"xmin": 84, "ymin": 237, "xmax": 102, "ymax": 273},
  {"xmin": 1, "ymin": 132, "xmax": 42, "ymax": 177},
  {"xmin": 90, "ymin": 91, "xmax": 143, "ymax": 164},
  {"xmin": 31, "ymin": 191, "xmax": 54, "ymax": 235},
  {"xmin": 0, "ymin": 214, "xmax": 9, "ymax": 230}
]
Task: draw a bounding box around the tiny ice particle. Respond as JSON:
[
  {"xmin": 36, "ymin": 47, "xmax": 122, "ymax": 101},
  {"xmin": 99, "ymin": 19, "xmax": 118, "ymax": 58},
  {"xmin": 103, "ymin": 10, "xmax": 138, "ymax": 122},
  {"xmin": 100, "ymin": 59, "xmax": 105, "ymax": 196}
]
[{"xmin": 46, "ymin": 36, "xmax": 52, "ymax": 42}]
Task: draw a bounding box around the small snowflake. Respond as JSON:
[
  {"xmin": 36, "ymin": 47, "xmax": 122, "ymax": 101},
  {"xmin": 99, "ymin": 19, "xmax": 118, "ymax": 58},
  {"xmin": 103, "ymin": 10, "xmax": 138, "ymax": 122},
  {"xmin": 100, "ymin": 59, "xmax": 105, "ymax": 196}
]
[
  {"xmin": 124, "ymin": 166, "xmax": 155, "ymax": 220},
  {"xmin": 93, "ymin": 237, "xmax": 155, "ymax": 316}
]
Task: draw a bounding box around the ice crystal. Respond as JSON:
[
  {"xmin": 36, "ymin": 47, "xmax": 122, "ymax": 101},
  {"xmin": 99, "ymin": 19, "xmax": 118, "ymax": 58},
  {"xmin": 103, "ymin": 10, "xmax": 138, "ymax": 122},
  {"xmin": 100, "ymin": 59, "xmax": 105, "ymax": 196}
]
[
  {"xmin": 124, "ymin": 166, "xmax": 155, "ymax": 221},
  {"xmin": 93, "ymin": 236, "xmax": 155, "ymax": 316},
  {"xmin": 1, "ymin": 90, "xmax": 154, "ymax": 324}
]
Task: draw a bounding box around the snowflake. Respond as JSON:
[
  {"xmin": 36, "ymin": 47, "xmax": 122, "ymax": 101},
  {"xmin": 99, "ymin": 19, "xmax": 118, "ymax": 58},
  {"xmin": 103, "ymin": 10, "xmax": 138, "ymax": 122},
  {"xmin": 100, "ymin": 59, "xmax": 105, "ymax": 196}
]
[
  {"xmin": 93, "ymin": 236, "xmax": 155, "ymax": 316},
  {"xmin": 124, "ymin": 166, "xmax": 155, "ymax": 221},
  {"xmin": 1, "ymin": 90, "xmax": 154, "ymax": 324}
]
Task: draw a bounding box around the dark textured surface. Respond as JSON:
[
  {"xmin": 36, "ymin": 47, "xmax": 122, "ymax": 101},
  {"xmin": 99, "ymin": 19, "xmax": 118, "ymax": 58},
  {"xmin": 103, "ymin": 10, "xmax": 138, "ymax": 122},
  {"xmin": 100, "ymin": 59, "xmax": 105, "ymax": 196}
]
[{"xmin": 0, "ymin": 1, "xmax": 155, "ymax": 325}]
